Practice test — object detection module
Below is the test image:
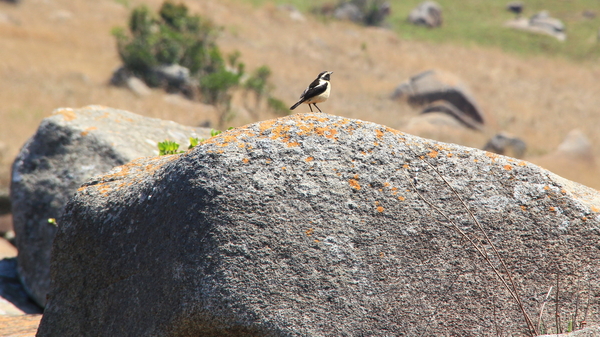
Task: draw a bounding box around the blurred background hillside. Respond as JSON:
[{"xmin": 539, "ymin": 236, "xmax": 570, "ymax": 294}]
[{"xmin": 0, "ymin": 0, "xmax": 599, "ymax": 195}]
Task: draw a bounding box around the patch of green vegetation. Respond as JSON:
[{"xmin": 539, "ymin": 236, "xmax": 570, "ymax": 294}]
[
  {"xmin": 233, "ymin": 0, "xmax": 600, "ymax": 62},
  {"xmin": 158, "ymin": 140, "xmax": 183, "ymax": 155},
  {"xmin": 158, "ymin": 128, "xmax": 230, "ymax": 155}
]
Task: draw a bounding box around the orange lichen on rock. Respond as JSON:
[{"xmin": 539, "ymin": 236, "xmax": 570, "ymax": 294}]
[
  {"xmin": 435, "ymin": 144, "xmax": 452, "ymax": 151},
  {"xmin": 54, "ymin": 109, "xmax": 77, "ymax": 121},
  {"xmin": 384, "ymin": 126, "xmax": 403, "ymax": 136},
  {"xmin": 520, "ymin": 205, "xmax": 527, "ymax": 211},
  {"xmin": 82, "ymin": 156, "xmax": 178, "ymax": 196},
  {"xmin": 269, "ymin": 124, "xmax": 292, "ymax": 143},
  {"xmin": 377, "ymin": 206, "xmax": 384, "ymax": 212},
  {"xmin": 243, "ymin": 158, "xmax": 249, "ymax": 164},
  {"xmin": 349, "ymin": 179, "xmax": 361, "ymax": 190},
  {"xmin": 398, "ymin": 196, "xmax": 405, "ymax": 201},
  {"xmin": 485, "ymin": 152, "xmax": 499, "ymax": 161},
  {"xmin": 427, "ymin": 150, "xmax": 438, "ymax": 158},
  {"xmin": 314, "ymin": 127, "xmax": 338, "ymax": 140},
  {"xmin": 376, "ymin": 129, "xmax": 384, "ymax": 139},
  {"xmin": 518, "ymin": 161, "xmax": 527, "ymax": 166},
  {"xmin": 80, "ymin": 126, "xmax": 97, "ymax": 136},
  {"xmin": 305, "ymin": 157, "xmax": 314, "ymax": 162},
  {"xmin": 305, "ymin": 228, "xmax": 314, "ymax": 236},
  {"xmin": 504, "ymin": 165, "xmax": 513, "ymax": 171}
]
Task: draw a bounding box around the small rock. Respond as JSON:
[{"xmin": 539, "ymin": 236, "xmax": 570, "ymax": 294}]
[
  {"xmin": 506, "ymin": 1, "xmax": 524, "ymax": 18},
  {"xmin": 333, "ymin": 2, "xmax": 364, "ymax": 22},
  {"xmin": 556, "ymin": 129, "xmax": 593, "ymax": 161},
  {"xmin": 483, "ymin": 132, "xmax": 527, "ymax": 158},
  {"xmin": 505, "ymin": 11, "xmax": 566, "ymax": 41},
  {"xmin": 126, "ymin": 76, "xmax": 151, "ymax": 97},
  {"xmin": 408, "ymin": 1, "xmax": 442, "ymax": 28}
]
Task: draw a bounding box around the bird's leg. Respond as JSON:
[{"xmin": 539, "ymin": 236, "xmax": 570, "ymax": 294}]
[
  {"xmin": 309, "ymin": 104, "xmax": 313, "ymax": 112},
  {"xmin": 314, "ymin": 104, "xmax": 322, "ymax": 113}
]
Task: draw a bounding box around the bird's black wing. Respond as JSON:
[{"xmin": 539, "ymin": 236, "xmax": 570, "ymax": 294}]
[{"xmin": 300, "ymin": 82, "xmax": 327, "ymax": 100}]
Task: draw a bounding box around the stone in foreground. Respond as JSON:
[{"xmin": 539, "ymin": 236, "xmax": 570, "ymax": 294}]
[
  {"xmin": 11, "ymin": 106, "xmax": 210, "ymax": 307},
  {"xmin": 38, "ymin": 113, "xmax": 600, "ymax": 336}
]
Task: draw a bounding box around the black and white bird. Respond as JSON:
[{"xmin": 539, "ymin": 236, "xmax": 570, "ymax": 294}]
[{"xmin": 290, "ymin": 71, "xmax": 333, "ymax": 113}]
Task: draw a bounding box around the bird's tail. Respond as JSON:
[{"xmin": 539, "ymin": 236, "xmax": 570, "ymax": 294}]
[{"xmin": 290, "ymin": 100, "xmax": 304, "ymax": 110}]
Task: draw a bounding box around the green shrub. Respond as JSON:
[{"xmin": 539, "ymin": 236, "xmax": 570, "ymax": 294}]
[
  {"xmin": 114, "ymin": 1, "xmax": 286, "ymax": 125},
  {"xmin": 112, "ymin": 1, "xmax": 243, "ymax": 106}
]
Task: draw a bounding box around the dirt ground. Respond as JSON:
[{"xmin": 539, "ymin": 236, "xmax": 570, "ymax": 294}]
[{"xmin": 0, "ymin": 0, "xmax": 599, "ymax": 190}]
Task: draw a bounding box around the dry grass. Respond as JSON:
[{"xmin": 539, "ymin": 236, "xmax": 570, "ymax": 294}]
[{"xmin": 0, "ymin": 0, "xmax": 599, "ymax": 189}]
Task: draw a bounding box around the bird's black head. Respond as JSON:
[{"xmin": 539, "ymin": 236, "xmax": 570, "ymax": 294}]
[{"xmin": 318, "ymin": 71, "xmax": 333, "ymax": 81}]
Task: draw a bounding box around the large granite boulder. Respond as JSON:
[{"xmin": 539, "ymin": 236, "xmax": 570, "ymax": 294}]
[
  {"xmin": 11, "ymin": 106, "xmax": 210, "ymax": 307},
  {"xmin": 37, "ymin": 113, "xmax": 600, "ymax": 336}
]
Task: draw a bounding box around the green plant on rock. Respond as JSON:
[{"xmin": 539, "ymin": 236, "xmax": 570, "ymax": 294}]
[
  {"xmin": 159, "ymin": 129, "xmax": 228, "ymax": 155},
  {"xmin": 188, "ymin": 137, "xmax": 200, "ymax": 149},
  {"xmin": 158, "ymin": 140, "xmax": 183, "ymax": 155}
]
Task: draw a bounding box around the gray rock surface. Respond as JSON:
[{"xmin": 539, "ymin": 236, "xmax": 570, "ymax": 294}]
[
  {"xmin": 38, "ymin": 113, "xmax": 600, "ymax": 336},
  {"xmin": 0, "ymin": 258, "xmax": 42, "ymax": 315},
  {"xmin": 392, "ymin": 69, "xmax": 485, "ymax": 128},
  {"xmin": 11, "ymin": 106, "xmax": 210, "ymax": 307}
]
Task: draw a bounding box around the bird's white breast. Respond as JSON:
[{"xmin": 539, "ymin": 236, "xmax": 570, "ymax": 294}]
[{"xmin": 305, "ymin": 81, "xmax": 331, "ymax": 104}]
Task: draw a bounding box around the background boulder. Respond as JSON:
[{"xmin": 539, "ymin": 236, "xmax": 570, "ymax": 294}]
[
  {"xmin": 392, "ymin": 69, "xmax": 485, "ymax": 129},
  {"xmin": 408, "ymin": 1, "xmax": 443, "ymax": 28},
  {"xmin": 505, "ymin": 11, "xmax": 567, "ymax": 41},
  {"xmin": 11, "ymin": 106, "xmax": 210, "ymax": 307},
  {"xmin": 38, "ymin": 113, "xmax": 600, "ymax": 336}
]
